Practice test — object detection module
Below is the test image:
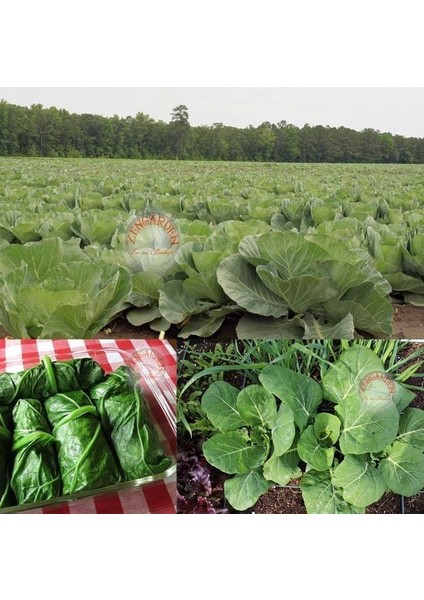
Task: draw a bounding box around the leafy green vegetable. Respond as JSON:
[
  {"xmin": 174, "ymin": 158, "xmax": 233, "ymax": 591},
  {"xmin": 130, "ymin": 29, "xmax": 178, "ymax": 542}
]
[
  {"xmin": 200, "ymin": 381, "xmax": 244, "ymax": 432},
  {"xmin": 0, "ymin": 238, "xmax": 131, "ymax": 338},
  {"xmin": 202, "ymin": 431, "xmax": 269, "ymax": 475},
  {"xmin": 90, "ymin": 368, "xmax": 171, "ymax": 479},
  {"xmin": 45, "ymin": 390, "xmax": 121, "ymax": 495},
  {"xmin": 199, "ymin": 344, "xmax": 424, "ymax": 513},
  {"xmin": 300, "ymin": 470, "xmax": 365, "ymax": 514},
  {"xmin": 88, "ymin": 365, "xmax": 133, "ymax": 403},
  {"xmin": 379, "ymin": 441, "xmax": 424, "ymax": 496},
  {"xmin": 11, "ymin": 399, "xmax": 60, "ymax": 504},
  {"xmin": 270, "ymin": 403, "xmax": 296, "ymax": 456},
  {"xmin": 70, "ymin": 358, "xmax": 106, "ymax": 390},
  {"xmin": 263, "ymin": 449, "xmax": 301, "ymax": 487},
  {"xmin": 0, "ymin": 407, "xmax": 13, "ymax": 508},
  {"xmin": 217, "ymin": 231, "xmax": 393, "ymax": 337},
  {"xmin": 336, "ymin": 395, "xmax": 400, "ymax": 455},
  {"xmin": 0, "ymin": 356, "xmax": 105, "ymax": 408},
  {"xmin": 224, "ymin": 470, "xmax": 271, "ymax": 511},
  {"xmin": 332, "ymin": 455, "xmax": 386, "ymax": 507},
  {"xmin": 259, "ymin": 365, "xmax": 322, "ymax": 431},
  {"xmin": 313, "ymin": 413, "xmax": 341, "ymax": 446},
  {"xmin": 397, "ymin": 408, "xmax": 424, "ymax": 450},
  {"xmin": 297, "ymin": 426, "xmax": 335, "ymax": 471},
  {"xmin": 235, "ymin": 385, "xmax": 277, "ymax": 428}
]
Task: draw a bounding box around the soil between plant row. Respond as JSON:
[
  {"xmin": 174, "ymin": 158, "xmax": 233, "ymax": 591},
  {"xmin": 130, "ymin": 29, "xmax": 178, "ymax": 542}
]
[{"xmin": 0, "ymin": 303, "xmax": 422, "ymax": 341}]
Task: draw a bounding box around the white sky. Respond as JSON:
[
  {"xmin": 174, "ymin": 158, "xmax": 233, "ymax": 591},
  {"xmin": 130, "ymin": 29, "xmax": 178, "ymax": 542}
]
[{"xmin": 1, "ymin": 88, "xmax": 423, "ymax": 137}]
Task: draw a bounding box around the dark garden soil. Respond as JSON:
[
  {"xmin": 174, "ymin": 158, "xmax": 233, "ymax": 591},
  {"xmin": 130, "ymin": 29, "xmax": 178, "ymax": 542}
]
[
  {"xmin": 250, "ymin": 488, "xmax": 409, "ymax": 515},
  {"xmin": 392, "ymin": 304, "xmax": 424, "ymax": 339},
  {"xmin": 404, "ymin": 493, "xmax": 424, "ymax": 514},
  {"xmin": 366, "ymin": 493, "xmax": 402, "ymax": 514},
  {"xmin": 251, "ymin": 486, "xmax": 306, "ymax": 514}
]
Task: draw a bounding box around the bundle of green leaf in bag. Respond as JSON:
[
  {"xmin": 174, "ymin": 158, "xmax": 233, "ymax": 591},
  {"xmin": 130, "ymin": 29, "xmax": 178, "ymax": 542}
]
[
  {"xmin": 0, "ymin": 406, "xmax": 13, "ymax": 508},
  {"xmin": 45, "ymin": 390, "xmax": 121, "ymax": 495},
  {"xmin": 90, "ymin": 367, "xmax": 172, "ymax": 480},
  {"xmin": 11, "ymin": 399, "xmax": 61, "ymax": 504},
  {"xmin": 0, "ymin": 356, "xmax": 105, "ymax": 407}
]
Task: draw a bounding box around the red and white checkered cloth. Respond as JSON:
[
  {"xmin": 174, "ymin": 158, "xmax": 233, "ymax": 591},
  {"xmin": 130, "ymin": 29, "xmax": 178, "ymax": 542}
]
[{"xmin": 0, "ymin": 339, "xmax": 176, "ymax": 514}]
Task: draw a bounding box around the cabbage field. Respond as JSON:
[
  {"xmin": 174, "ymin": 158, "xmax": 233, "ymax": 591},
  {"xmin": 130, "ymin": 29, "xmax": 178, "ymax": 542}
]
[{"xmin": 0, "ymin": 157, "xmax": 423, "ymax": 339}]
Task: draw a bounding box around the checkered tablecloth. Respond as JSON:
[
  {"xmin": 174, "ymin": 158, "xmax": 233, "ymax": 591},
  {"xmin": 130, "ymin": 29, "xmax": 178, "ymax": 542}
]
[{"xmin": 0, "ymin": 339, "xmax": 176, "ymax": 514}]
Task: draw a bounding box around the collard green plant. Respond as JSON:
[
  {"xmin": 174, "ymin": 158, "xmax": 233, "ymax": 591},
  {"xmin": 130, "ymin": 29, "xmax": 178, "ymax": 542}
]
[
  {"xmin": 200, "ymin": 346, "xmax": 424, "ymax": 513},
  {"xmin": 11, "ymin": 399, "xmax": 61, "ymax": 504},
  {"xmin": 217, "ymin": 231, "xmax": 393, "ymax": 338},
  {"xmin": 0, "ymin": 159, "xmax": 424, "ymax": 338},
  {"xmin": 0, "ymin": 238, "xmax": 131, "ymax": 338}
]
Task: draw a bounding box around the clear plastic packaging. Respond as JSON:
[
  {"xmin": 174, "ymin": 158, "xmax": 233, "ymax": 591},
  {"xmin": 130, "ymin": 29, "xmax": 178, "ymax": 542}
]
[{"xmin": 0, "ymin": 345, "xmax": 176, "ymax": 513}]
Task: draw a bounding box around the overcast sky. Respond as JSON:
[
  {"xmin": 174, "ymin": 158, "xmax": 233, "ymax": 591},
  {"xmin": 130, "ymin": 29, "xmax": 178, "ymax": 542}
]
[{"xmin": 1, "ymin": 88, "xmax": 423, "ymax": 137}]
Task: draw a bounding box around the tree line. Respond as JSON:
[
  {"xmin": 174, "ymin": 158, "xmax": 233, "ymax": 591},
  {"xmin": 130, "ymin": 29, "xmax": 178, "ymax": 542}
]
[{"xmin": 1, "ymin": 100, "xmax": 423, "ymax": 163}]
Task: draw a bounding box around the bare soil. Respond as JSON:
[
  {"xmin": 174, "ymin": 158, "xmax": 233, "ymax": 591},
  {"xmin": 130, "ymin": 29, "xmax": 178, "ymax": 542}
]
[
  {"xmin": 366, "ymin": 493, "xmax": 402, "ymax": 514},
  {"xmin": 392, "ymin": 304, "xmax": 424, "ymax": 339},
  {"xmin": 404, "ymin": 493, "xmax": 424, "ymax": 514},
  {"xmin": 252, "ymin": 486, "xmax": 306, "ymax": 514}
]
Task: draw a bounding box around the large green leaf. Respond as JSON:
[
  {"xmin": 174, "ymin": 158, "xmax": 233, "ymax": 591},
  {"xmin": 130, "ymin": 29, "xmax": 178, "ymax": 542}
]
[
  {"xmin": 236, "ymin": 315, "xmax": 305, "ymax": 339},
  {"xmin": 322, "ymin": 346, "xmax": 387, "ymax": 404},
  {"xmin": 297, "ymin": 425, "xmax": 335, "ymax": 471},
  {"xmin": 391, "ymin": 382, "xmax": 416, "ymax": 412},
  {"xmin": 385, "ymin": 272, "xmax": 424, "ymax": 294},
  {"xmin": 300, "ymin": 470, "xmax": 365, "ymax": 514},
  {"xmin": 322, "ymin": 346, "xmax": 414, "ymax": 412},
  {"xmin": 404, "ymin": 293, "xmax": 424, "ymax": 306},
  {"xmin": 201, "ymin": 381, "xmax": 244, "ymax": 432},
  {"xmin": 217, "ymin": 254, "xmax": 289, "ymax": 318},
  {"xmin": 397, "ymin": 408, "xmax": 424, "ymax": 450},
  {"xmin": 128, "ymin": 271, "xmax": 163, "ymax": 306},
  {"xmin": 379, "ymin": 441, "xmax": 424, "ymax": 496},
  {"xmin": 270, "ymin": 402, "xmax": 296, "ymax": 456},
  {"xmin": 314, "ymin": 413, "xmax": 341, "ymax": 446},
  {"xmin": 321, "ymin": 283, "xmax": 393, "ymax": 336},
  {"xmin": 236, "ymin": 385, "xmax": 277, "ymax": 428},
  {"xmin": 178, "ymin": 307, "xmax": 236, "ymax": 338},
  {"xmin": 126, "ymin": 305, "xmax": 161, "ymax": 326},
  {"xmin": 181, "ymin": 251, "xmax": 226, "ymax": 303},
  {"xmin": 256, "ymin": 266, "xmax": 338, "ymax": 313},
  {"xmin": 0, "ymin": 260, "xmax": 131, "ymax": 338},
  {"xmin": 336, "ymin": 395, "xmax": 399, "ymax": 454},
  {"xmin": 333, "ymin": 455, "xmax": 386, "ymax": 507},
  {"xmin": 224, "ymin": 470, "xmax": 271, "ymax": 511},
  {"xmin": 71, "ymin": 208, "xmax": 125, "ymax": 246},
  {"xmin": 0, "ymin": 237, "xmax": 88, "ymax": 279},
  {"xmin": 302, "ymin": 313, "xmax": 355, "ymax": 339},
  {"xmin": 254, "ymin": 231, "xmax": 330, "ymax": 278},
  {"xmin": 159, "ymin": 280, "xmax": 215, "ymax": 323},
  {"xmin": 202, "ymin": 431, "xmax": 269, "ymax": 475},
  {"xmin": 263, "ymin": 448, "xmax": 301, "ymax": 486},
  {"xmin": 259, "ymin": 365, "xmax": 322, "ymax": 431}
]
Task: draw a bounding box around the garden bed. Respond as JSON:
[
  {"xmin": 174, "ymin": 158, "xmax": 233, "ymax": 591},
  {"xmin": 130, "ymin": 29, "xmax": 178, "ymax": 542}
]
[{"xmin": 177, "ymin": 339, "xmax": 424, "ymax": 514}]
